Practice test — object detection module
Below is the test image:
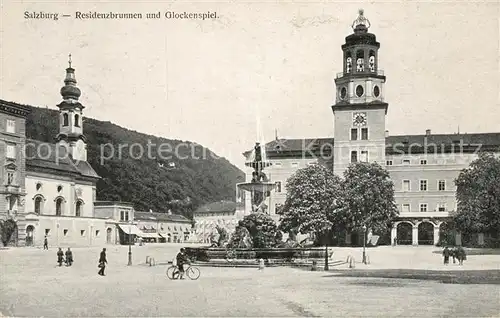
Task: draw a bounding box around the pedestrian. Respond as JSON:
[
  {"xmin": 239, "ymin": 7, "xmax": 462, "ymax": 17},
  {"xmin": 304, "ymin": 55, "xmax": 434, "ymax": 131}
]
[
  {"xmin": 451, "ymin": 247, "xmax": 457, "ymax": 264},
  {"xmin": 57, "ymin": 248, "xmax": 64, "ymax": 266},
  {"xmin": 442, "ymin": 246, "xmax": 451, "ymax": 265},
  {"xmin": 43, "ymin": 236, "xmax": 49, "ymax": 250},
  {"xmin": 98, "ymin": 248, "xmax": 107, "ymax": 276},
  {"xmin": 65, "ymin": 248, "xmax": 73, "ymax": 266},
  {"xmin": 457, "ymin": 246, "xmax": 467, "ymax": 265}
]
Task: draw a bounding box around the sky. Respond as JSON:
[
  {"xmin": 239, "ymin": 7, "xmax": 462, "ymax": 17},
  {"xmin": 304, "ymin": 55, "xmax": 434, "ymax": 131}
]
[{"xmin": 1, "ymin": 0, "xmax": 499, "ymax": 169}]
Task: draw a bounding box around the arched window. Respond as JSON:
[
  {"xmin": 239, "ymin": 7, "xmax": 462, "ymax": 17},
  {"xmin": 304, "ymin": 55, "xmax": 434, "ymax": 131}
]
[
  {"xmin": 63, "ymin": 113, "xmax": 69, "ymax": 127},
  {"xmin": 74, "ymin": 114, "xmax": 80, "ymax": 127},
  {"xmin": 34, "ymin": 196, "xmax": 43, "ymax": 214},
  {"xmin": 346, "ymin": 52, "xmax": 352, "ymax": 73},
  {"xmin": 369, "ymin": 50, "xmax": 375, "ymax": 72},
  {"xmin": 75, "ymin": 200, "xmax": 83, "ymax": 217},
  {"xmin": 356, "ymin": 50, "xmax": 365, "ymax": 72},
  {"xmin": 55, "ymin": 198, "xmax": 64, "ymax": 216}
]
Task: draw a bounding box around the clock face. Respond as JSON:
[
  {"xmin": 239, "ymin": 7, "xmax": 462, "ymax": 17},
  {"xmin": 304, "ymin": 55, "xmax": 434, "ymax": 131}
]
[
  {"xmin": 353, "ymin": 112, "xmax": 367, "ymax": 126},
  {"xmin": 373, "ymin": 85, "xmax": 380, "ymax": 97},
  {"xmin": 340, "ymin": 87, "xmax": 347, "ymax": 99},
  {"xmin": 356, "ymin": 85, "xmax": 364, "ymax": 97}
]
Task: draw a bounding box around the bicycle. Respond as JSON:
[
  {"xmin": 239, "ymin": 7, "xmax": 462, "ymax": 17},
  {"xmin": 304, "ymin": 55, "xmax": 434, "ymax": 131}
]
[{"xmin": 166, "ymin": 263, "xmax": 200, "ymax": 280}]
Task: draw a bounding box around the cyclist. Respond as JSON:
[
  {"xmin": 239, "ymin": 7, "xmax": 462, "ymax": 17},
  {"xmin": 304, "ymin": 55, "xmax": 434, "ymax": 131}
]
[{"xmin": 176, "ymin": 248, "xmax": 190, "ymax": 280}]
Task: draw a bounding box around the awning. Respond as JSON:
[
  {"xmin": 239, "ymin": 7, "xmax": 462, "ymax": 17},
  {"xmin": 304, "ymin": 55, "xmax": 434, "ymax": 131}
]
[
  {"xmin": 118, "ymin": 224, "xmax": 143, "ymax": 236},
  {"xmin": 140, "ymin": 232, "xmax": 159, "ymax": 238}
]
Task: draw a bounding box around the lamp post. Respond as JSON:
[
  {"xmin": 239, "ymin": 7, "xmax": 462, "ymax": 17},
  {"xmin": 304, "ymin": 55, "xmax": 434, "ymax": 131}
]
[
  {"xmin": 362, "ymin": 224, "xmax": 367, "ymax": 264},
  {"xmin": 324, "ymin": 170, "xmax": 329, "ymax": 271},
  {"xmin": 128, "ymin": 220, "xmax": 132, "ymax": 266}
]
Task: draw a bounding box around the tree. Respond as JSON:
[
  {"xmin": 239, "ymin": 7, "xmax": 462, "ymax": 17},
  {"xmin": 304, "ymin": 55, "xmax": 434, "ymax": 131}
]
[
  {"xmin": 277, "ymin": 164, "xmax": 342, "ymax": 241},
  {"xmin": 454, "ymin": 152, "xmax": 500, "ymax": 235},
  {"xmin": 335, "ymin": 162, "xmax": 398, "ymax": 234},
  {"xmin": 0, "ymin": 219, "xmax": 17, "ymax": 247},
  {"xmin": 229, "ymin": 213, "xmax": 279, "ymax": 248}
]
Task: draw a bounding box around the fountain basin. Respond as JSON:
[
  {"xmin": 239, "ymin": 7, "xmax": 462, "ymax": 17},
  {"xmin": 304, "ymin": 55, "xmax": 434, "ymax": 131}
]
[
  {"xmin": 236, "ymin": 182, "xmax": 277, "ymax": 193},
  {"xmin": 184, "ymin": 247, "xmax": 333, "ymax": 263}
]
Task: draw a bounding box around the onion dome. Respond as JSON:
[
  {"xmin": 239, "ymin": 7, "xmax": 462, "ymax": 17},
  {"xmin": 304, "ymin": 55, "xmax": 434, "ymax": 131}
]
[{"xmin": 60, "ymin": 54, "xmax": 81, "ymax": 101}]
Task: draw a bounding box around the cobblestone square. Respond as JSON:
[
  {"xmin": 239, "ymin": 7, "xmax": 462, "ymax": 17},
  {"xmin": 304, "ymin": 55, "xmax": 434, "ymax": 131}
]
[{"xmin": 1, "ymin": 244, "xmax": 499, "ymax": 317}]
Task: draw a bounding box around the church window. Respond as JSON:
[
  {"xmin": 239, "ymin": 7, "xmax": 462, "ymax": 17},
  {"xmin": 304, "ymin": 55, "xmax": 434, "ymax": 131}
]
[
  {"xmin": 36, "ymin": 183, "xmax": 42, "ymax": 191},
  {"xmin": 57, "ymin": 185, "xmax": 63, "ymax": 193},
  {"xmin": 76, "ymin": 200, "xmax": 83, "ymax": 217},
  {"xmin": 75, "ymin": 114, "xmax": 80, "ymax": 127},
  {"xmin": 373, "ymin": 85, "xmax": 380, "ymax": 97},
  {"xmin": 34, "ymin": 196, "xmax": 43, "ymax": 214},
  {"xmin": 63, "ymin": 113, "xmax": 69, "ymax": 127},
  {"xmin": 56, "ymin": 198, "xmax": 64, "ymax": 216}
]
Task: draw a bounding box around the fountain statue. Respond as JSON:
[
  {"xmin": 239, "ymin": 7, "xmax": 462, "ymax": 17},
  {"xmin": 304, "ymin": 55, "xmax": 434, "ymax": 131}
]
[{"xmin": 237, "ymin": 142, "xmax": 277, "ymax": 214}]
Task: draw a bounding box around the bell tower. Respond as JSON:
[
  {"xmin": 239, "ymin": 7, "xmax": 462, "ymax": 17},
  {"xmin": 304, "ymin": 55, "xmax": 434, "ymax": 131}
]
[
  {"xmin": 56, "ymin": 54, "xmax": 87, "ymax": 161},
  {"xmin": 332, "ymin": 10, "xmax": 388, "ymax": 176}
]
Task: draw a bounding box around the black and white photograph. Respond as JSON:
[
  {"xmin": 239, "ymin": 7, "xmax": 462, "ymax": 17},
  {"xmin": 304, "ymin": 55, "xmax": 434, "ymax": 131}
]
[{"xmin": 0, "ymin": 0, "xmax": 499, "ymax": 317}]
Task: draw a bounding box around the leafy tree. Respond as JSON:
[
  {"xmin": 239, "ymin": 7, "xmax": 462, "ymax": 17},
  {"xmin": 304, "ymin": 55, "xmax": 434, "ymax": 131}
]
[
  {"xmin": 454, "ymin": 152, "xmax": 500, "ymax": 235},
  {"xmin": 277, "ymin": 164, "xmax": 342, "ymax": 241},
  {"xmin": 229, "ymin": 213, "xmax": 279, "ymax": 248},
  {"xmin": 335, "ymin": 162, "xmax": 398, "ymax": 234},
  {"xmin": 0, "ymin": 219, "xmax": 17, "ymax": 247}
]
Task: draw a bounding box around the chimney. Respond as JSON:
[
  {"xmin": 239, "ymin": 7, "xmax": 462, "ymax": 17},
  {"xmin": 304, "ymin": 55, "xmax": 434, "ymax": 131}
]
[
  {"xmin": 385, "ymin": 130, "xmax": 389, "ymax": 138},
  {"xmin": 426, "ymin": 129, "xmax": 431, "ymax": 136}
]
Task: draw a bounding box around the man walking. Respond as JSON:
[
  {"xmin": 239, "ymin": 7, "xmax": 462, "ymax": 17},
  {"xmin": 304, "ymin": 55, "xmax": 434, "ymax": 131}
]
[
  {"xmin": 65, "ymin": 248, "xmax": 73, "ymax": 266},
  {"xmin": 43, "ymin": 236, "xmax": 49, "ymax": 250},
  {"xmin": 98, "ymin": 248, "xmax": 107, "ymax": 276},
  {"xmin": 57, "ymin": 248, "xmax": 64, "ymax": 266}
]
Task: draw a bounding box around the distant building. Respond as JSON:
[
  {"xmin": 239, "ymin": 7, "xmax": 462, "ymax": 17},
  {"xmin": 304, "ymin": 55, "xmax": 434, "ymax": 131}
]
[
  {"xmin": 134, "ymin": 210, "xmax": 192, "ymax": 243},
  {"xmin": 242, "ymin": 11, "xmax": 500, "ymax": 247},
  {"xmin": 192, "ymin": 200, "xmax": 246, "ymax": 243}
]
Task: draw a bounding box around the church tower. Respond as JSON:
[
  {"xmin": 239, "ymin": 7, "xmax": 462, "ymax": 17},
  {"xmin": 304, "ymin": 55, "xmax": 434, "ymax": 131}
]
[
  {"xmin": 56, "ymin": 55, "xmax": 87, "ymax": 161},
  {"xmin": 332, "ymin": 10, "xmax": 388, "ymax": 176}
]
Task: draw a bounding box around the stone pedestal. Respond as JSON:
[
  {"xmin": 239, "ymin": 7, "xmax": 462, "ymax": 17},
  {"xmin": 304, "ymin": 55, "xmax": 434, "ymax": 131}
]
[
  {"xmin": 390, "ymin": 226, "xmax": 397, "ymax": 246},
  {"xmin": 433, "ymin": 226, "xmax": 440, "ymax": 246},
  {"xmin": 455, "ymin": 232, "xmax": 462, "ymax": 246},
  {"xmin": 412, "ymin": 226, "xmax": 418, "ymax": 246}
]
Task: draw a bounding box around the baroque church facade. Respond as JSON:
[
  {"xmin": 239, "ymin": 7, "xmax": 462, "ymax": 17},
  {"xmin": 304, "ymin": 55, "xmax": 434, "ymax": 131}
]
[
  {"xmin": 0, "ymin": 58, "xmax": 192, "ymax": 247},
  {"xmin": 242, "ymin": 11, "xmax": 500, "ymax": 246}
]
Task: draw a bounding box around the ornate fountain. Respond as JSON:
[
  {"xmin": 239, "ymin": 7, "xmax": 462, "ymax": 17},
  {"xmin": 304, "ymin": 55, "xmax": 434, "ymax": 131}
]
[
  {"xmin": 237, "ymin": 142, "xmax": 277, "ymax": 214},
  {"xmin": 184, "ymin": 141, "xmax": 333, "ymax": 267}
]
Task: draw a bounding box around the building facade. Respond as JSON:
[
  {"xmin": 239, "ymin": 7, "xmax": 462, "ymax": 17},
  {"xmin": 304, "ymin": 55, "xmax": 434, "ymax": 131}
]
[
  {"xmin": 134, "ymin": 210, "xmax": 193, "ymax": 243},
  {"xmin": 242, "ymin": 11, "xmax": 500, "ymax": 246},
  {"xmin": 1, "ymin": 58, "xmax": 194, "ymax": 247},
  {"xmin": 192, "ymin": 200, "xmax": 247, "ymax": 243}
]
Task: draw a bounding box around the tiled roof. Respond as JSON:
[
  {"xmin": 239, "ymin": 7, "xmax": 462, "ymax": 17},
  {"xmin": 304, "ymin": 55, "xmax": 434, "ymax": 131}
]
[
  {"xmin": 194, "ymin": 200, "xmax": 237, "ymax": 214},
  {"xmin": 243, "ymin": 133, "xmax": 500, "ymax": 157},
  {"xmin": 134, "ymin": 211, "xmax": 191, "ymax": 223},
  {"xmin": 26, "ymin": 139, "xmax": 100, "ymax": 179}
]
